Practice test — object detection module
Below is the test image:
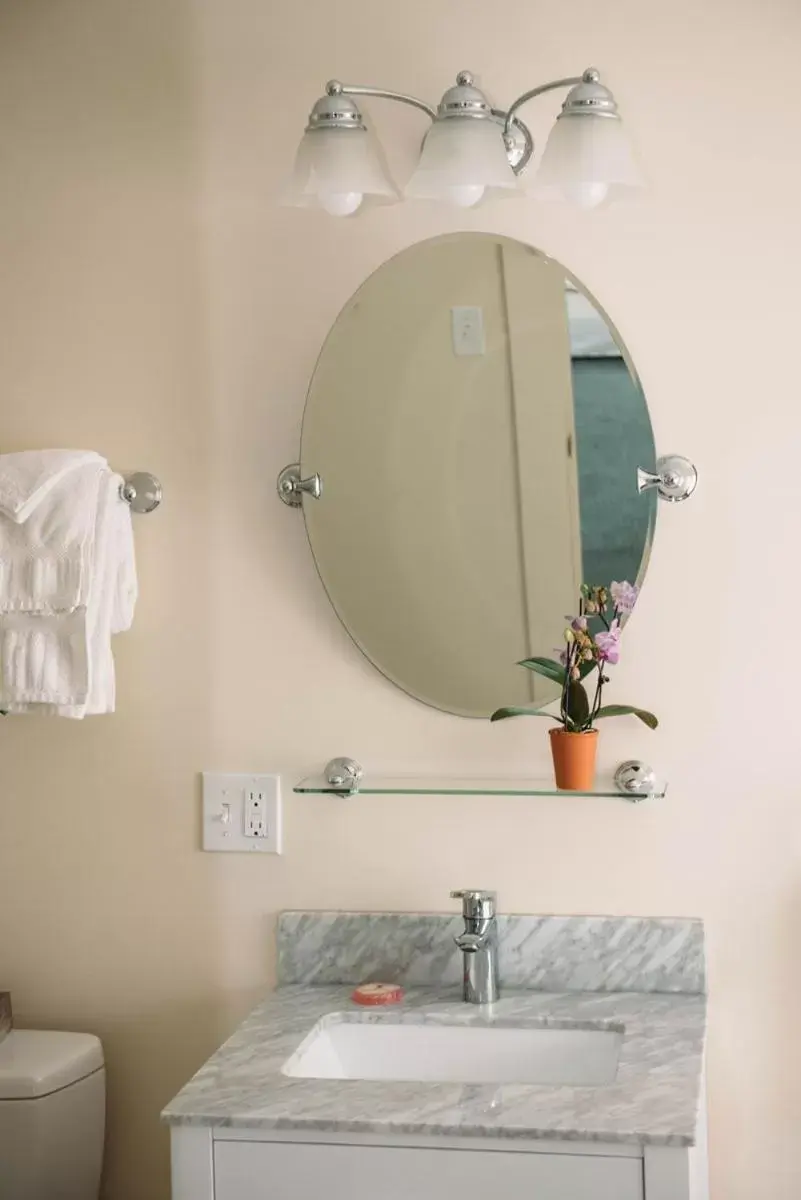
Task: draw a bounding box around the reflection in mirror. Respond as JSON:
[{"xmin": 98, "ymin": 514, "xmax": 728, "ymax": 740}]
[{"xmin": 301, "ymin": 234, "xmax": 656, "ymax": 717}]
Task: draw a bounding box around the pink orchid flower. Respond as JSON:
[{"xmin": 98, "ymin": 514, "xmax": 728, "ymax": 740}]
[{"xmin": 595, "ymin": 619, "xmax": 621, "ymax": 664}]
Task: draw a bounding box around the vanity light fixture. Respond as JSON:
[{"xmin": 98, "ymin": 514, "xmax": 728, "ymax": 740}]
[{"xmin": 282, "ymin": 67, "xmax": 644, "ymax": 216}]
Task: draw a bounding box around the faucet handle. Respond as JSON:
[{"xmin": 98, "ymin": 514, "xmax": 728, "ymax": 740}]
[{"xmin": 450, "ymin": 889, "xmax": 497, "ymax": 921}]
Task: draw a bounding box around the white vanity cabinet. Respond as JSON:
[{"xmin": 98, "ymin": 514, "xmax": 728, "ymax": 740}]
[
  {"xmin": 214, "ymin": 1139, "xmax": 641, "ymax": 1200},
  {"xmin": 171, "ymin": 1124, "xmax": 709, "ymax": 1200},
  {"xmin": 165, "ymin": 927, "xmax": 709, "ymax": 1200}
]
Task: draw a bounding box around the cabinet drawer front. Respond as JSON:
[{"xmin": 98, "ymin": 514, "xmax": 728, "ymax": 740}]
[{"xmin": 214, "ymin": 1139, "xmax": 643, "ymax": 1200}]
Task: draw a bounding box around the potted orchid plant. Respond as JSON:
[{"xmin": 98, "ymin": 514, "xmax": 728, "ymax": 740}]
[{"xmin": 491, "ymin": 581, "xmax": 657, "ymax": 790}]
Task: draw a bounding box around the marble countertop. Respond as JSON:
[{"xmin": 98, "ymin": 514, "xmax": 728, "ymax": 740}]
[{"xmin": 162, "ymin": 985, "xmax": 706, "ymax": 1147}]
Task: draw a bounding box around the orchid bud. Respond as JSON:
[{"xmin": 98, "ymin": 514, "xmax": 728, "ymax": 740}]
[{"xmin": 564, "ymin": 628, "xmax": 575, "ymax": 644}]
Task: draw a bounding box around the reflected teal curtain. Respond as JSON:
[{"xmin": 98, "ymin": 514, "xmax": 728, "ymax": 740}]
[{"xmin": 571, "ymin": 358, "xmax": 656, "ymax": 591}]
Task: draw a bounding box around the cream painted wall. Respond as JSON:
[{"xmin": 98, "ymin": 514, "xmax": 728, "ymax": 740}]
[{"xmin": 0, "ymin": 1, "xmax": 799, "ymax": 1197}]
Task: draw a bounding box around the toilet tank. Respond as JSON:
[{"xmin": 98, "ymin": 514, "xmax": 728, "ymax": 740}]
[{"xmin": 0, "ymin": 1030, "xmax": 105, "ymax": 1200}]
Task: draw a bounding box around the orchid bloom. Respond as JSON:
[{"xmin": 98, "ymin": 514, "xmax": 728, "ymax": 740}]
[
  {"xmin": 595, "ymin": 619, "xmax": 621, "ymax": 664},
  {"xmin": 610, "ymin": 580, "xmax": 639, "ymax": 615}
]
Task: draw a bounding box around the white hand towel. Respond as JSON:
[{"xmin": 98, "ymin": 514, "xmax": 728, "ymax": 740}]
[
  {"xmin": 0, "ymin": 449, "xmax": 103, "ymax": 523},
  {"xmin": 0, "ymin": 467, "xmax": 137, "ymax": 718},
  {"xmin": 0, "ymin": 610, "xmax": 89, "ymax": 708},
  {"xmin": 0, "ymin": 450, "xmax": 108, "ymax": 613},
  {"xmin": 77, "ymin": 469, "xmax": 137, "ymax": 716}
]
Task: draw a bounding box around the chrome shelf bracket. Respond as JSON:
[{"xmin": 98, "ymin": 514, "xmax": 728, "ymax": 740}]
[
  {"xmin": 324, "ymin": 757, "xmax": 364, "ymax": 795},
  {"xmin": 277, "ymin": 463, "xmax": 322, "ymax": 507},
  {"xmin": 614, "ymin": 760, "xmax": 658, "ymax": 800},
  {"xmin": 637, "ymin": 454, "xmax": 697, "ymax": 503}
]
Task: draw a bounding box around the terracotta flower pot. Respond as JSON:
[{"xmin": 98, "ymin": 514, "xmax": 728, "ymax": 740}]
[{"xmin": 549, "ymin": 728, "xmax": 599, "ymax": 791}]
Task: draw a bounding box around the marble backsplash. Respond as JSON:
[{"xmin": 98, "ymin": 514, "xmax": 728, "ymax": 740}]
[{"xmin": 277, "ymin": 912, "xmax": 705, "ymax": 995}]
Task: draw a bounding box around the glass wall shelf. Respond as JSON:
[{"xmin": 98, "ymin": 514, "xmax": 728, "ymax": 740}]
[{"xmin": 293, "ymin": 775, "xmax": 666, "ymax": 802}]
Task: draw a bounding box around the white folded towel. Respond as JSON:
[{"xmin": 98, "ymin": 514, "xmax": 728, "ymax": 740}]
[
  {"xmin": 0, "ymin": 449, "xmax": 104, "ymax": 524},
  {"xmin": 0, "ymin": 609, "xmax": 89, "ymax": 708},
  {"xmin": 0, "ymin": 453, "xmax": 137, "ymax": 718},
  {"xmin": 0, "ymin": 450, "xmax": 107, "ymax": 613}
]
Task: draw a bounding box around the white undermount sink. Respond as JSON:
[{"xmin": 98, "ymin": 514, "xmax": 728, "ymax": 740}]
[{"xmin": 282, "ymin": 1017, "xmax": 622, "ymax": 1086}]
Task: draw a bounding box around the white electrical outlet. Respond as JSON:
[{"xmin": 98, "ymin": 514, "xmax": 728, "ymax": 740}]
[
  {"xmin": 245, "ymin": 790, "xmax": 268, "ymax": 838},
  {"xmin": 202, "ymin": 774, "xmax": 282, "ymax": 854}
]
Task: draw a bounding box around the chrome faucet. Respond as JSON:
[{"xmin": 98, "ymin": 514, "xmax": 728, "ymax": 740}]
[{"xmin": 451, "ymin": 889, "xmax": 500, "ymax": 1005}]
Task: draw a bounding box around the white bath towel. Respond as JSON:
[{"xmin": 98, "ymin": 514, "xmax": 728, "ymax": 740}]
[
  {"xmin": 0, "ymin": 449, "xmax": 103, "ymax": 523},
  {"xmin": 0, "ymin": 450, "xmax": 107, "ymax": 613},
  {"xmin": 0, "ymin": 457, "xmax": 137, "ymax": 718}
]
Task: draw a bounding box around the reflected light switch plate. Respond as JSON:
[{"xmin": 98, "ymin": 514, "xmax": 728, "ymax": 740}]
[
  {"xmin": 451, "ymin": 306, "xmax": 485, "ymax": 356},
  {"xmin": 202, "ymin": 773, "xmax": 282, "ymax": 854}
]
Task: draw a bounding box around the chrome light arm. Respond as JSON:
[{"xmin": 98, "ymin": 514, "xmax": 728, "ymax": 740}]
[
  {"xmin": 503, "ymin": 75, "xmax": 584, "ymax": 137},
  {"xmin": 321, "ymin": 78, "xmax": 533, "ymax": 172},
  {"xmin": 325, "ymin": 80, "xmax": 437, "ymax": 121},
  {"xmin": 315, "ymin": 75, "xmax": 541, "ymax": 177}
]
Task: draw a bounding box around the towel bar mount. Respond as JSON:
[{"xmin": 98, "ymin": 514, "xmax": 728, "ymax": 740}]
[{"xmin": 120, "ymin": 471, "xmax": 162, "ymax": 514}]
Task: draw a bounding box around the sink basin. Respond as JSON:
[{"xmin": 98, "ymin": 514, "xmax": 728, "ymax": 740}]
[{"xmin": 282, "ymin": 1016, "xmax": 622, "ymax": 1086}]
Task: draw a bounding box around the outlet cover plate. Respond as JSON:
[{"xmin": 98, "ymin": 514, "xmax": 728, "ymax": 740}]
[{"xmin": 202, "ymin": 773, "xmax": 282, "ymax": 854}]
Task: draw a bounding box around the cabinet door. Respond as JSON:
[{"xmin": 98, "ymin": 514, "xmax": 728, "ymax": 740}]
[{"xmin": 214, "ymin": 1139, "xmax": 643, "ymax": 1200}]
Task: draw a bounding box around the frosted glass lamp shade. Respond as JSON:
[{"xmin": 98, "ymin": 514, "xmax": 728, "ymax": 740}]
[
  {"xmin": 281, "ymin": 127, "xmax": 399, "ymax": 216},
  {"xmin": 404, "ymin": 118, "xmax": 519, "ymax": 207},
  {"xmin": 534, "ymin": 114, "xmax": 644, "ymax": 209}
]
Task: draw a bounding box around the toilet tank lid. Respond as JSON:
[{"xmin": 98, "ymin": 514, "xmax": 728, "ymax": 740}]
[{"xmin": 0, "ymin": 1031, "xmax": 104, "ymax": 1099}]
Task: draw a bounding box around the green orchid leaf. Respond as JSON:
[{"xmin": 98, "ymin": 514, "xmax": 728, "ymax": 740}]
[
  {"xmin": 594, "ymin": 704, "xmax": 659, "ymax": 730},
  {"xmin": 517, "ymin": 657, "xmax": 566, "ymax": 685},
  {"xmin": 565, "ymin": 680, "xmax": 590, "ymax": 726},
  {"xmin": 490, "ymin": 706, "xmax": 561, "ymax": 723},
  {"xmin": 579, "ymin": 659, "xmax": 597, "ymax": 680}
]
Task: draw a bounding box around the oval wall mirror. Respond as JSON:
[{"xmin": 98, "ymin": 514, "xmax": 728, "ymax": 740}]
[{"xmin": 300, "ymin": 233, "xmax": 656, "ymax": 717}]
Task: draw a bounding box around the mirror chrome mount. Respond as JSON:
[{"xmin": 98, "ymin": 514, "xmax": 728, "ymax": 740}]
[
  {"xmin": 637, "ymin": 455, "xmax": 697, "ymax": 503},
  {"xmin": 277, "ymin": 463, "xmax": 322, "ymax": 507},
  {"xmin": 277, "ymin": 455, "xmax": 698, "ymax": 509}
]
